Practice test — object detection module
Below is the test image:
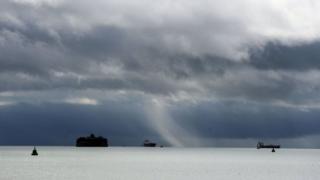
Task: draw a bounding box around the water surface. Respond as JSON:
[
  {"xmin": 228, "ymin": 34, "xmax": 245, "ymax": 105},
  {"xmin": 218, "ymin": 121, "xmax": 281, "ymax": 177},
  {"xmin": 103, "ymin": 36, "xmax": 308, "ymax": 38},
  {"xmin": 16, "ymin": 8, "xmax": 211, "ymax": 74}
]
[{"xmin": 0, "ymin": 147, "xmax": 319, "ymax": 180}]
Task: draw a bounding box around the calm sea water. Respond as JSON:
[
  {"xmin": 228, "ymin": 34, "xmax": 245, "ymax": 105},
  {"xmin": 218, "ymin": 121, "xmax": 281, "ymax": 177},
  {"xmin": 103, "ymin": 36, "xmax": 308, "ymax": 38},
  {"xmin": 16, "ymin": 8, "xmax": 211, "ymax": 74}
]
[{"xmin": 0, "ymin": 147, "xmax": 319, "ymax": 180}]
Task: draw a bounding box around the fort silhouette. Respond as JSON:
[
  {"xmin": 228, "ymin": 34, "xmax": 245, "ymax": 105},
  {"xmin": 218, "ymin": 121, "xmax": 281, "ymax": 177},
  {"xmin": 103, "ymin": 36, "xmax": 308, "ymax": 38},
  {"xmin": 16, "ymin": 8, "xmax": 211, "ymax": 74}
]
[{"xmin": 76, "ymin": 134, "xmax": 108, "ymax": 147}]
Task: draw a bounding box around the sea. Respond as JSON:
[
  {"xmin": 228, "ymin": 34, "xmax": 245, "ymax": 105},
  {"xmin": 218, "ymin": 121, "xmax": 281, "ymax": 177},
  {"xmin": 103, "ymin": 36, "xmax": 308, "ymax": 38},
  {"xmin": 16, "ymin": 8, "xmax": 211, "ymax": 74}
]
[{"xmin": 0, "ymin": 147, "xmax": 319, "ymax": 180}]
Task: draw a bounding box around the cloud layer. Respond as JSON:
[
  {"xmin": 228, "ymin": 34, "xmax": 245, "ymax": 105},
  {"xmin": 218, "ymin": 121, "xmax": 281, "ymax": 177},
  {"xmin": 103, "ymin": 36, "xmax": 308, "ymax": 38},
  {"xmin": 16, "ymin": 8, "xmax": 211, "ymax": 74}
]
[{"xmin": 1, "ymin": 0, "xmax": 320, "ymax": 147}]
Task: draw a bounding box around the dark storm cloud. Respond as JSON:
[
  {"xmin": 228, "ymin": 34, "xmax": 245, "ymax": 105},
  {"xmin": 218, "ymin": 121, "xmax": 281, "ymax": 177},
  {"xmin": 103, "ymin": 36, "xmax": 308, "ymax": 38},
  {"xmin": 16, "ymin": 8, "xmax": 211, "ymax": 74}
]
[
  {"xmin": 1, "ymin": 101, "xmax": 320, "ymax": 147},
  {"xmin": 171, "ymin": 101, "xmax": 320, "ymax": 139},
  {"xmin": 1, "ymin": 0, "xmax": 320, "ymax": 147},
  {"xmin": 250, "ymin": 41, "xmax": 320, "ymax": 70},
  {"xmin": 0, "ymin": 102, "xmax": 160, "ymax": 146}
]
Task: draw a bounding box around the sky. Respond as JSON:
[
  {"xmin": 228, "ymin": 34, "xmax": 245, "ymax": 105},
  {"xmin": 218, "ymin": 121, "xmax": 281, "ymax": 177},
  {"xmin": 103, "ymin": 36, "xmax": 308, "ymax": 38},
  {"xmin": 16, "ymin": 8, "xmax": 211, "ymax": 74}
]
[{"xmin": 1, "ymin": 0, "xmax": 320, "ymax": 147}]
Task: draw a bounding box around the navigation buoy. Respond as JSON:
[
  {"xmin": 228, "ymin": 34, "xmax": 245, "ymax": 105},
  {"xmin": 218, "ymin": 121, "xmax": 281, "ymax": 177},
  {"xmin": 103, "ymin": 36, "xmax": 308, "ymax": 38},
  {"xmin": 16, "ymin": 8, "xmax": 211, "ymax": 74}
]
[
  {"xmin": 31, "ymin": 147, "xmax": 38, "ymax": 156},
  {"xmin": 271, "ymin": 148, "xmax": 275, "ymax": 153}
]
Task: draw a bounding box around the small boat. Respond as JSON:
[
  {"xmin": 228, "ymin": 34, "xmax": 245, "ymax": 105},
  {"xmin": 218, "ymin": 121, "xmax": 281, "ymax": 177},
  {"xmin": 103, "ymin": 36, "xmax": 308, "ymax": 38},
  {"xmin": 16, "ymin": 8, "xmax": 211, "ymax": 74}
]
[
  {"xmin": 143, "ymin": 140, "xmax": 156, "ymax": 147},
  {"xmin": 31, "ymin": 147, "xmax": 38, "ymax": 156}
]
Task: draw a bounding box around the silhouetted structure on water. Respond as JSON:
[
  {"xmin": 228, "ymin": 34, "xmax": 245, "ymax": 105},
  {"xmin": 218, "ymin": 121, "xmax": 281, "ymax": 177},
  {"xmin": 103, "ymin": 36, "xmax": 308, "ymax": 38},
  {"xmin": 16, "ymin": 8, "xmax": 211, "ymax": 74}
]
[
  {"xmin": 76, "ymin": 134, "xmax": 108, "ymax": 147},
  {"xmin": 143, "ymin": 140, "xmax": 156, "ymax": 147},
  {"xmin": 257, "ymin": 142, "xmax": 280, "ymax": 149},
  {"xmin": 31, "ymin": 147, "xmax": 38, "ymax": 156}
]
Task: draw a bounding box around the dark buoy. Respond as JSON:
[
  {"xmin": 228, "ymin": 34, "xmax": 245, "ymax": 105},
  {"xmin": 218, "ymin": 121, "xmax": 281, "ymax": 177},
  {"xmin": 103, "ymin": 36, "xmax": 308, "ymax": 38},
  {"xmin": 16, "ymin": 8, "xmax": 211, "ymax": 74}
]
[
  {"xmin": 31, "ymin": 147, "xmax": 38, "ymax": 156},
  {"xmin": 271, "ymin": 148, "xmax": 275, "ymax": 153}
]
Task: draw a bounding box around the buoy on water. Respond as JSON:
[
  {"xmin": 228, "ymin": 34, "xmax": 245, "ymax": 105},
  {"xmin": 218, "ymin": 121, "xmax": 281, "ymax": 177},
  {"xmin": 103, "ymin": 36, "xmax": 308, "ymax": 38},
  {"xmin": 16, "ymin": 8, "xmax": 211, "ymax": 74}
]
[
  {"xmin": 31, "ymin": 147, "xmax": 38, "ymax": 156},
  {"xmin": 271, "ymin": 148, "xmax": 275, "ymax": 153}
]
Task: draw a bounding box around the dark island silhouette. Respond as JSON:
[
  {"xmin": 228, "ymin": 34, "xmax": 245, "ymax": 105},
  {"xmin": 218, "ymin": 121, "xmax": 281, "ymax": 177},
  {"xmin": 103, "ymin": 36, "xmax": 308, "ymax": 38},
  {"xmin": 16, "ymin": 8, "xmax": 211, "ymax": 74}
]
[
  {"xmin": 143, "ymin": 139, "xmax": 156, "ymax": 147},
  {"xmin": 76, "ymin": 134, "xmax": 108, "ymax": 147},
  {"xmin": 257, "ymin": 142, "xmax": 280, "ymax": 149}
]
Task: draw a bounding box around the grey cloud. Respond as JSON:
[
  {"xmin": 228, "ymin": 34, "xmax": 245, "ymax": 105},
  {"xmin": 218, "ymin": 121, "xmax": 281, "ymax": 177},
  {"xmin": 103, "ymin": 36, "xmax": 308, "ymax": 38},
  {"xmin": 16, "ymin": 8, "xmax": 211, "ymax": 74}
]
[
  {"xmin": 250, "ymin": 41, "xmax": 320, "ymax": 71},
  {"xmin": 209, "ymin": 68, "xmax": 297, "ymax": 102}
]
